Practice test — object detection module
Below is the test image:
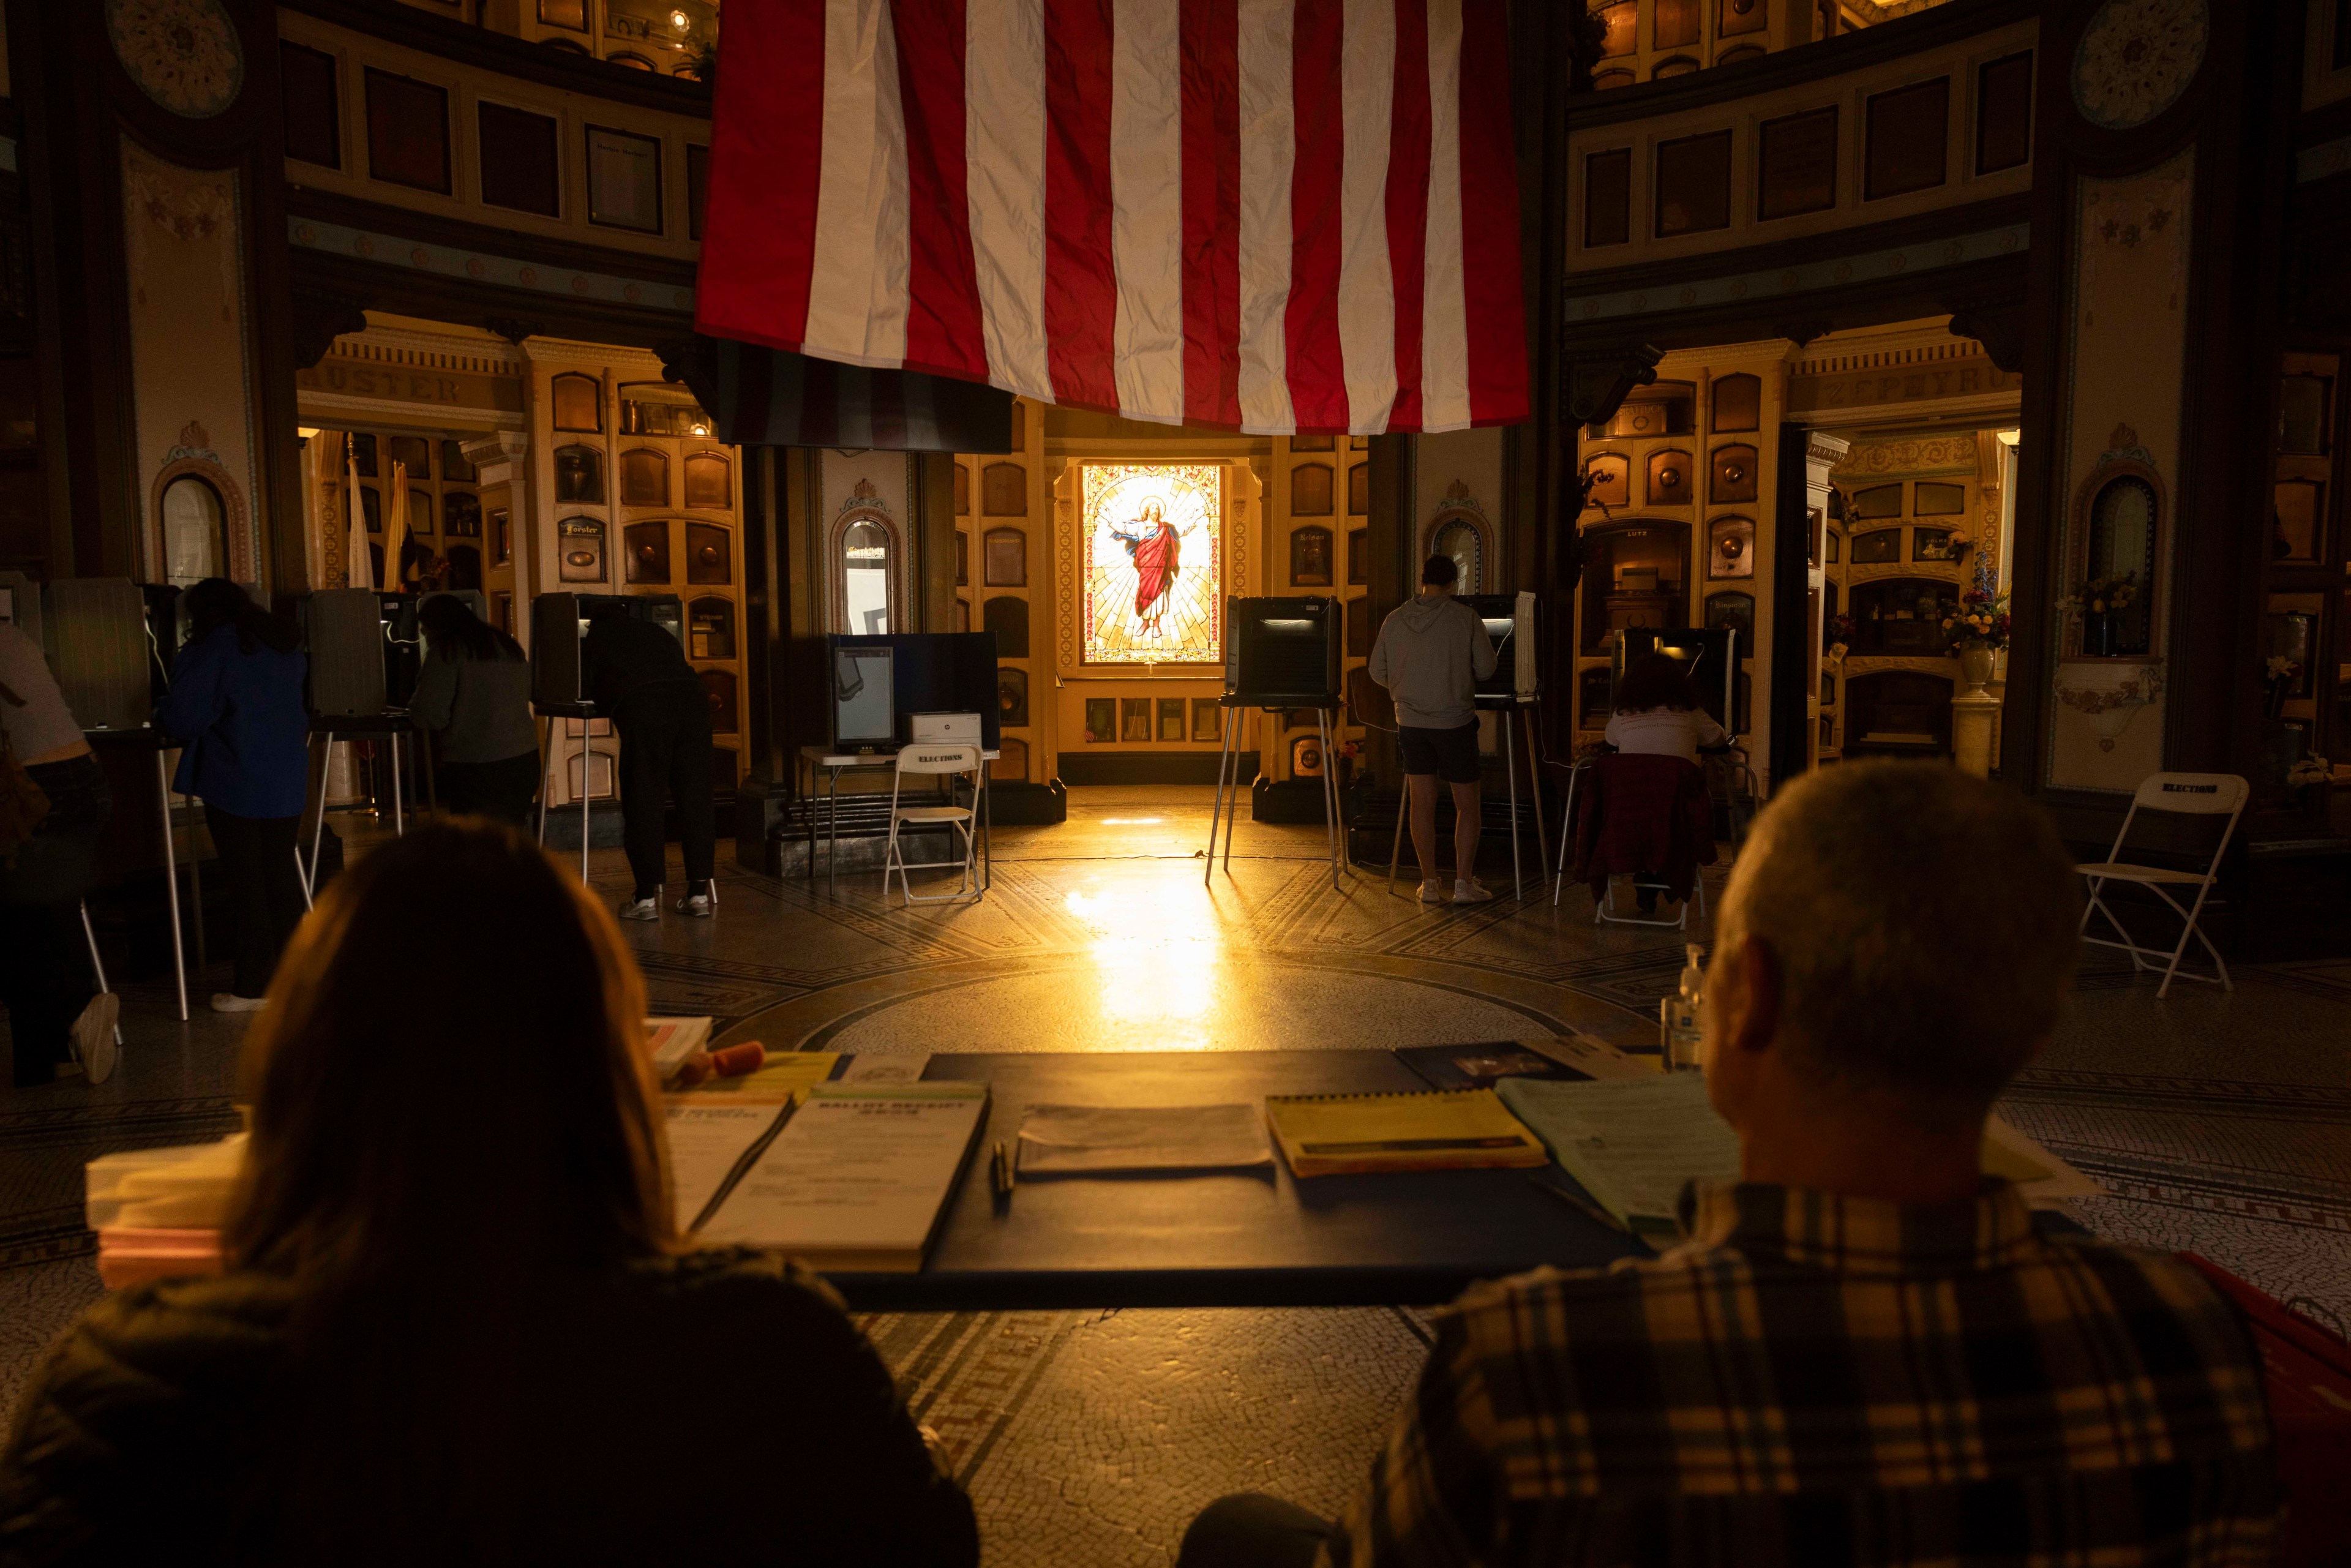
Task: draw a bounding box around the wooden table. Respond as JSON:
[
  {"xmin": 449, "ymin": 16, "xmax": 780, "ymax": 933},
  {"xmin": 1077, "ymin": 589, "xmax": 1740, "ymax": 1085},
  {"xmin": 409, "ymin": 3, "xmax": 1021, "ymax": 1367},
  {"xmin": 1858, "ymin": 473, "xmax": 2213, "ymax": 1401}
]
[{"xmin": 822, "ymin": 1049, "xmax": 1646, "ymax": 1311}]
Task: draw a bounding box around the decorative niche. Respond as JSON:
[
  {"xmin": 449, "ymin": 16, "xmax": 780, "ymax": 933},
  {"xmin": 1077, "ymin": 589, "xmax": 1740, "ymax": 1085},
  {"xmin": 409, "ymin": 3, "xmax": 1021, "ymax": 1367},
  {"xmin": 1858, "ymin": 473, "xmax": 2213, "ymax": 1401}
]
[
  {"xmin": 1584, "ymin": 453, "xmax": 1630, "ymax": 508},
  {"xmin": 1707, "ymin": 516, "xmax": 1755, "ymax": 579},
  {"xmin": 2075, "ymin": 460, "xmax": 2160, "ymax": 658},
  {"xmin": 1710, "ymin": 373, "xmax": 1761, "ymax": 433},
  {"xmin": 689, "ymin": 596, "xmax": 734, "ymax": 659},
  {"xmin": 2274, "ymin": 478, "xmax": 2324, "ymax": 564},
  {"xmin": 1850, "ymin": 529, "xmax": 1902, "ymax": 565},
  {"xmin": 623, "ymin": 520, "xmax": 670, "ymax": 583},
  {"xmin": 983, "ymin": 527, "xmax": 1026, "ymax": 587},
  {"xmin": 686, "ymin": 522, "xmax": 732, "ymax": 585},
  {"xmin": 684, "ymin": 452, "xmax": 731, "ymax": 509},
  {"xmin": 554, "ymin": 445, "xmax": 604, "ymax": 505},
  {"xmin": 983, "ymin": 595, "xmax": 1030, "ymax": 658},
  {"xmin": 983, "ymin": 462, "xmax": 1026, "ymax": 515},
  {"xmin": 1913, "ymin": 481, "xmax": 1966, "ymax": 516},
  {"xmin": 1291, "ymin": 525, "xmax": 1334, "ymax": 587},
  {"xmin": 622, "ymin": 449, "xmax": 667, "ymax": 507},
  {"xmin": 1424, "ymin": 486, "xmax": 1491, "ymax": 593},
  {"xmin": 1706, "ymin": 590, "xmax": 1755, "ymax": 643},
  {"xmin": 550, "ymin": 373, "xmax": 602, "ymax": 433},
  {"xmin": 1850, "ymin": 483, "xmax": 1903, "ymax": 520},
  {"xmin": 1291, "ymin": 463, "xmax": 1335, "ymax": 516},
  {"xmin": 1599, "ymin": 383, "xmax": 1693, "ymax": 438},
  {"xmin": 1709, "ymin": 444, "xmax": 1758, "ymax": 504},
  {"xmin": 1645, "ymin": 450, "xmax": 1692, "ymax": 506},
  {"xmin": 557, "ymin": 516, "xmax": 605, "ymax": 582}
]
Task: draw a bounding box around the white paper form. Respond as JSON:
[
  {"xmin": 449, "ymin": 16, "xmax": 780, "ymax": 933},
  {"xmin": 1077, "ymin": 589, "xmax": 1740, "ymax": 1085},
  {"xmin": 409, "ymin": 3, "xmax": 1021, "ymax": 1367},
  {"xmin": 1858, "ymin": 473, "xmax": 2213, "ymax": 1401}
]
[
  {"xmin": 698, "ymin": 1084, "xmax": 989, "ymax": 1255},
  {"xmin": 1015, "ymin": 1103, "xmax": 1273, "ymax": 1176},
  {"xmin": 666, "ymin": 1102, "xmax": 789, "ymax": 1231},
  {"xmin": 1499, "ymin": 1074, "xmax": 1739, "ymax": 1225}
]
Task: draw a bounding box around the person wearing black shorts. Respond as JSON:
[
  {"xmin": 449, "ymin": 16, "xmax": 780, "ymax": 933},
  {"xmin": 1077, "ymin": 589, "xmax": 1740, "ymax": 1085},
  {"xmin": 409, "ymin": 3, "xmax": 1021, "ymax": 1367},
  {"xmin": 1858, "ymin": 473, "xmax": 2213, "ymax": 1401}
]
[{"xmin": 1368, "ymin": 556, "xmax": 1497, "ymax": 903}]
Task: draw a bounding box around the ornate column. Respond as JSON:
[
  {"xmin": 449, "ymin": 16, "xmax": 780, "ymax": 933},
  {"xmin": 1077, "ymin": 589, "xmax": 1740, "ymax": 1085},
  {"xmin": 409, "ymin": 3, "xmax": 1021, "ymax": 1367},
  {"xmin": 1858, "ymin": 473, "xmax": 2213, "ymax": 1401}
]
[
  {"xmin": 2006, "ymin": 0, "xmax": 2300, "ymax": 823},
  {"xmin": 15, "ymin": 0, "xmax": 304, "ymax": 593}
]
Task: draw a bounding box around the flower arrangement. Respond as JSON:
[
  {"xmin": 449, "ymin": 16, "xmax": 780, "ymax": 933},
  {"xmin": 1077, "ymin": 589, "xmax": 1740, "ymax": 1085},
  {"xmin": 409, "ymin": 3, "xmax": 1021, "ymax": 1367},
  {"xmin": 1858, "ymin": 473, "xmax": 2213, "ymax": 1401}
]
[
  {"xmin": 2068, "ymin": 572, "xmax": 2137, "ymax": 617},
  {"xmin": 2264, "ymin": 655, "xmax": 2303, "ymax": 721},
  {"xmin": 1942, "ymin": 561, "xmax": 2011, "ymax": 649},
  {"xmin": 2067, "ymin": 571, "xmax": 2138, "ymax": 656},
  {"xmin": 1824, "ymin": 613, "xmax": 1857, "ymax": 659}
]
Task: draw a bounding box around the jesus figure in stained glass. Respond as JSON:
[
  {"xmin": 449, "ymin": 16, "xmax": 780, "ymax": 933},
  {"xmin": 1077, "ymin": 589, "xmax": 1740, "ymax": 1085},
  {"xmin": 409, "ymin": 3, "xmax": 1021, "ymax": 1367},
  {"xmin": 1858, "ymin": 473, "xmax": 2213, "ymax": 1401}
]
[
  {"xmin": 1082, "ymin": 464, "xmax": 1221, "ymax": 665},
  {"xmin": 1112, "ymin": 498, "xmax": 1182, "ymax": 634}
]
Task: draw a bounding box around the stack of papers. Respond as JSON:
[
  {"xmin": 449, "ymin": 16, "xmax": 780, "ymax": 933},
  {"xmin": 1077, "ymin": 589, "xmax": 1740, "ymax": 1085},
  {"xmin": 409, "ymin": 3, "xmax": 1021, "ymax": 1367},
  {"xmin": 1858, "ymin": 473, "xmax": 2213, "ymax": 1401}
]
[
  {"xmin": 1498, "ymin": 1074, "xmax": 2105, "ymax": 1236},
  {"xmin": 1015, "ymin": 1104, "xmax": 1272, "ymax": 1176},
  {"xmin": 697, "ymin": 1082, "xmax": 991, "ymax": 1272},
  {"xmin": 86, "ymin": 1136, "xmax": 246, "ymax": 1289},
  {"xmin": 645, "ymin": 1017, "xmax": 714, "ymax": 1075}
]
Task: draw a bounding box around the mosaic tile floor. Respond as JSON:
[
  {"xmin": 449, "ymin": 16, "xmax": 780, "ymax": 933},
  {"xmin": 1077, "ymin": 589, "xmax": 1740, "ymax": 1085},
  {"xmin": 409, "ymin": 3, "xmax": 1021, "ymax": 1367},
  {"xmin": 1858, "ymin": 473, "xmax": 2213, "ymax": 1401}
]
[{"xmin": 4, "ymin": 784, "xmax": 2347, "ymax": 1562}]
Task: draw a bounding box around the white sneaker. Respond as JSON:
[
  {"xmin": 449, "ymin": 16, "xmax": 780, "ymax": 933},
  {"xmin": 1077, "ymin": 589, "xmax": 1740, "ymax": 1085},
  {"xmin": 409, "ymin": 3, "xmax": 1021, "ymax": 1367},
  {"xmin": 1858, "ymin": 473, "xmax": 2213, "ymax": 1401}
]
[
  {"xmin": 1417, "ymin": 879, "xmax": 1449, "ymax": 904},
  {"xmin": 620, "ymin": 896, "xmax": 661, "ymax": 921},
  {"xmin": 72, "ymin": 992, "xmax": 119, "ymax": 1084},
  {"xmin": 209, "ymin": 992, "xmax": 267, "ymax": 1014},
  {"xmin": 1453, "ymin": 879, "xmax": 1496, "ymax": 904},
  {"xmin": 674, "ymin": 891, "xmax": 713, "ymax": 917}
]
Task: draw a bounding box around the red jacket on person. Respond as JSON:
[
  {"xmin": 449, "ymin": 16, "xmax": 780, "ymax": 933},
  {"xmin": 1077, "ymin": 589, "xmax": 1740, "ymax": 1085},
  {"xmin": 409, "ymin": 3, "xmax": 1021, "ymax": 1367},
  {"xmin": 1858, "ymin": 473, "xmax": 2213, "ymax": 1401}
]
[{"xmin": 1571, "ymin": 752, "xmax": 1716, "ymax": 902}]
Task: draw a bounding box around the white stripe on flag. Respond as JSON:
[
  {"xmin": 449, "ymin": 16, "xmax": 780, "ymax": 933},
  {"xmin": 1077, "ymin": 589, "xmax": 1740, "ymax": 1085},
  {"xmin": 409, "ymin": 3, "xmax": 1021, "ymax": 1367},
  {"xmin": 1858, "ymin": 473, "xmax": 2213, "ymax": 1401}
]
[
  {"xmin": 1234, "ymin": 0, "xmax": 1296, "ymax": 434},
  {"xmin": 1110, "ymin": 0, "xmax": 1185, "ymax": 423},
  {"xmin": 967, "ymin": 0, "xmax": 1051, "ymax": 400},
  {"xmin": 804, "ymin": 0, "xmax": 912, "ymax": 370},
  {"xmin": 1419, "ymin": 0, "xmax": 1471, "ymax": 432},
  {"xmin": 1337, "ymin": 0, "xmax": 1398, "ymax": 434}
]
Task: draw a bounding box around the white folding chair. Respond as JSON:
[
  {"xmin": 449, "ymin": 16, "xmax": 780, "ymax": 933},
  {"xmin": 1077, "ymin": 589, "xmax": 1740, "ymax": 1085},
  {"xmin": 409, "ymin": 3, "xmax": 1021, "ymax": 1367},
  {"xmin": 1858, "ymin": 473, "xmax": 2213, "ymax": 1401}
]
[
  {"xmin": 2076, "ymin": 771, "xmax": 2247, "ymax": 999},
  {"xmin": 882, "ymin": 743, "xmax": 984, "ymax": 906}
]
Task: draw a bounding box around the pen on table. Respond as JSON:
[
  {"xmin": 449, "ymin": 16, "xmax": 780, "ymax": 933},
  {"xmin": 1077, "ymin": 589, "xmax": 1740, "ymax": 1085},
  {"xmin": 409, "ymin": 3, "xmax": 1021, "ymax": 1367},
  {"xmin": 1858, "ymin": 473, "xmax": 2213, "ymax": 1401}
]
[
  {"xmin": 1523, "ymin": 1172, "xmax": 1624, "ymax": 1232},
  {"xmin": 991, "ymin": 1141, "xmax": 1015, "ymax": 1202}
]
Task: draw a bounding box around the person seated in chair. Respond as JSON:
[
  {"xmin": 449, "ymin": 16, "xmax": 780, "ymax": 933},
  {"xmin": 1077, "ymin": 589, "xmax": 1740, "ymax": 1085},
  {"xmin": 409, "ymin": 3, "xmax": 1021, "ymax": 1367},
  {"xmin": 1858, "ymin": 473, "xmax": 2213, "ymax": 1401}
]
[
  {"xmin": 1179, "ymin": 761, "xmax": 2279, "ymax": 1568},
  {"xmin": 1602, "ymin": 651, "xmax": 1727, "ymax": 913},
  {"xmin": 0, "ymin": 821, "xmax": 977, "ymax": 1568}
]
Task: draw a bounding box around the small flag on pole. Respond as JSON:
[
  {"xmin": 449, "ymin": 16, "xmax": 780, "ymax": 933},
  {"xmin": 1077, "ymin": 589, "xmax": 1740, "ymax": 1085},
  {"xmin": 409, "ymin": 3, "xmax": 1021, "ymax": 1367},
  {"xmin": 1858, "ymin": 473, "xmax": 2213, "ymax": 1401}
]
[{"xmin": 344, "ymin": 433, "xmax": 373, "ymax": 591}]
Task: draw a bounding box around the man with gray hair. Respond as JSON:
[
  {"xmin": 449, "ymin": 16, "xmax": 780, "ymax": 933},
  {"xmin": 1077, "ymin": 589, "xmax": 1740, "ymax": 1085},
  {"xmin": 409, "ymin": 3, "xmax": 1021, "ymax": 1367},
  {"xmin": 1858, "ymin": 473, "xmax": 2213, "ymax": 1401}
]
[{"xmin": 1181, "ymin": 761, "xmax": 2279, "ymax": 1568}]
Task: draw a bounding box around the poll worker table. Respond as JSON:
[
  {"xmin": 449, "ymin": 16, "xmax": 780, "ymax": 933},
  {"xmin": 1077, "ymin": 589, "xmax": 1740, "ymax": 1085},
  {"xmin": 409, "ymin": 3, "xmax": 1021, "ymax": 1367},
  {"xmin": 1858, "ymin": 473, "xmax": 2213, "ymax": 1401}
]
[
  {"xmin": 796, "ymin": 744, "xmax": 999, "ymax": 895},
  {"xmin": 818, "ymin": 1049, "xmax": 1648, "ymax": 1311}
]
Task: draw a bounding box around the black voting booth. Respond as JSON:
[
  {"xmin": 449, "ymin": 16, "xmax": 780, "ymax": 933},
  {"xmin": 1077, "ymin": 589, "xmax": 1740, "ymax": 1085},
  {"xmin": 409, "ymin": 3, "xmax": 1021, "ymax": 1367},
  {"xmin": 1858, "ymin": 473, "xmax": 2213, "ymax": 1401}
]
[
  {"xmin": 1209, "ymin": 598, "xmax": 1346, "ymax": 890},
  {"xmin": 823, "ymin": 632, "xmax": 1002, "ymax": 752}
]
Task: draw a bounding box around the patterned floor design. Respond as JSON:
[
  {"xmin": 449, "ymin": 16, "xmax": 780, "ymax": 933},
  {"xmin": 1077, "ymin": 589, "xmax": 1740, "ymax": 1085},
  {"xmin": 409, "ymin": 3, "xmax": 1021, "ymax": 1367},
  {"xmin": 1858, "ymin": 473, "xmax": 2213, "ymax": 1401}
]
[{"xmin": 2, "ymin": 784, "xmax": 2345, "ymax": 1559}]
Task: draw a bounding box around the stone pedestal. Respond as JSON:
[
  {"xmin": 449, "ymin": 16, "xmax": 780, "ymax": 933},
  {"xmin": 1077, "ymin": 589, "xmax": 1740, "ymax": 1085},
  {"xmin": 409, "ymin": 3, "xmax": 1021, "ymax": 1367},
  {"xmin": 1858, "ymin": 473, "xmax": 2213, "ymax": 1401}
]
[{"xmin": 1952, "ymin": 692, "xmax": 2001, "ymax": 779}]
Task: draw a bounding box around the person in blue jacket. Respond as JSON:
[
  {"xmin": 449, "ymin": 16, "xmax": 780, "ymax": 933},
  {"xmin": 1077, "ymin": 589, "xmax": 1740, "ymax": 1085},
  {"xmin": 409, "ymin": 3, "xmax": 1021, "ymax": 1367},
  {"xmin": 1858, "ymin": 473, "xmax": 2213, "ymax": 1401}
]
[{"xmin": 154, "ymin": 579, "xmax": 311, "ymax": 1013}]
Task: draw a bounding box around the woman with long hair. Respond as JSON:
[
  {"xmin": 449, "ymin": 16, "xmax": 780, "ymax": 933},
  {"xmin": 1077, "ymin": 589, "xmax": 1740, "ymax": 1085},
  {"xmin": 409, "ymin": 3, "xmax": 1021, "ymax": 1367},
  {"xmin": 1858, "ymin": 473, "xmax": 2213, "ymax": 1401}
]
[
  {"xmin": 411, "ymin": 594, "xmax": 540, "ymax": 826},
  {"xmin": 1604, "ymin": 649, "xmax": 1726, "ymax": 763},
  {"xmin": 0, "ymin": 822, "xmax": 978, "ymax": 1567},
  {"xmin": 154, "ymin": 578, "xmax": 311, "ymax": 1012}
]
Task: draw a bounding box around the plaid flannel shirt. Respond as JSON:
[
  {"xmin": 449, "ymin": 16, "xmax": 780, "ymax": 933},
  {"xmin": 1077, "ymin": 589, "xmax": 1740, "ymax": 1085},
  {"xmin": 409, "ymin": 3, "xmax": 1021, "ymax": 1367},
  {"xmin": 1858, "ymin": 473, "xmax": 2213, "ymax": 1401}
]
[{"xmin": 1323, "ymin": 1181, "xmax": 2280, "ymax": 1568}]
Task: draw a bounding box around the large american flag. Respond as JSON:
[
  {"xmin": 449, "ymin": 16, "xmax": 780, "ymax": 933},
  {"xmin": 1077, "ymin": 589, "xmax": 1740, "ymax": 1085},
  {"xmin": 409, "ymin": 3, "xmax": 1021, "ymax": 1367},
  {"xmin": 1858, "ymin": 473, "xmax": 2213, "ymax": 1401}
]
[{"xmin": 695, "ymin": 0, "xmax": 1528, "ymax": 437}]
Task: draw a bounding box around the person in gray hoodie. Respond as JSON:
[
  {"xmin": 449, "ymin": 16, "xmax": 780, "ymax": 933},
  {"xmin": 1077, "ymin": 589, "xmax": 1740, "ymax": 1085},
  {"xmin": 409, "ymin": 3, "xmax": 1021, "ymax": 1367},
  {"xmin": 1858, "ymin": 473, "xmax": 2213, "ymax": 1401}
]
[{"xmin": 1368, "ymin": 556, "xmax": 1497, "ymax": 903}]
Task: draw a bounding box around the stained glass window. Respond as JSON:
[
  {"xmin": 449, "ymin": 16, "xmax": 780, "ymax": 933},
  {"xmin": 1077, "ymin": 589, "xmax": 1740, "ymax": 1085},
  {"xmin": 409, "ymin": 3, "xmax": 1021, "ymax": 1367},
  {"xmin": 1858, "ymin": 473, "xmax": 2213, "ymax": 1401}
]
[{"xmin": 1081, "ymin": 463, "xmax": 1222, "ymax": 665}]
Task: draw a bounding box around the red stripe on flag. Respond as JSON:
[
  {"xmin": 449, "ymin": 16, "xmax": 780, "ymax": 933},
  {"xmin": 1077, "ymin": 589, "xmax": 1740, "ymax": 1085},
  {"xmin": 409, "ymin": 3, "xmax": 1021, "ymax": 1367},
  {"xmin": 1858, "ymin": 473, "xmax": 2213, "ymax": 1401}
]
[
  {"xmin": 893, "ymin": 0, "xmax": 989, "ymax": 383},
  {"xmin": 1044, "ymin": 0, "xmax": 1119, "ymax": 413},
  {"xmin": 1284, "ymin": 0, "xmax": 1348, "ymax": 433},
  {"xmin": 1180, "ymin": 0, "xmax": 1242, "ymax": 430},
  {"xmin": 1384, "ymin": 0, "xmax": 1431, "ymax": 432},
  {"xmin": 1455, "ymin": 0, "xmax": 1528, "ymax": 426},
  {"xmin": 693, "ymin": 0, "xmax": 827, "ymax": 351}
]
